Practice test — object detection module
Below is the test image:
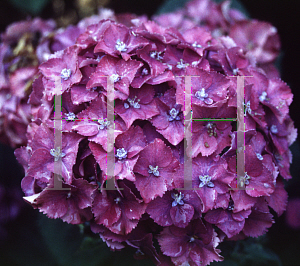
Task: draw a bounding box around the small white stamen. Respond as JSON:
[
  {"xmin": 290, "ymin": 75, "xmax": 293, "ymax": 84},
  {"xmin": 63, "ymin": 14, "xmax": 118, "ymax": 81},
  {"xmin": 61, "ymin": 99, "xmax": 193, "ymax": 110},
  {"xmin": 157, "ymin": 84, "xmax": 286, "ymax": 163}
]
[
  {"xmin": 148, "ymin": 165, "xmax": 159, "ymax": 176},
  {"xmin": 256, "ymin": 153, "xmax": 263, "ymax": 160},
  {"xmin": 171, "ymin": 192, "xmax": 184, "ymax": 207},
  {"xmin": 259, "ymin": 91, "xmax": 267, "ymax": 102},
  {"xmin": 109, "ymin": 74, "xmax": 120, "ymax": 83},
  {"xmin": 199, "ymin": 175, "xmax": 214, "ymax": 188},
  {"xmin": 189, "ymin": 236, "xmax": 196, "ymax": 242},
  {"xmin": 126, "ymin": 96, "xmax": 140, "ymax": 109},
  {"xmin": 98, "ymin": 118, "xmax": 110, "ymax": 130},
  {"xmin": 206, "ymin": 122, "xmax": 217, "ymax": 137},
  {"xmin": 244, "ymin": 101, "xmax": 252, "ymax": 115},
  {"xmin": 192, "ymin": 41, "xmax": 202, "ymax": 48},
  {"xmin": 115, "ymin": 39, "xmax": 127, "ymax": 52},
  {"xmin": 206, "ymin": 122, "xmax": 213, "ymax": 129},
  {"xmin": 61, "ymin": 68, "xmax": 71, "ymax": 80},
  {"xmin": 176, "ymin": 59, "xmax": 189, "ymax": 69},
  {"xmin": 168, "ymin": 108, "xmax": 180, "ymax": 121},
  {"xmin": 50, "ymin": 147, "xmax": 66, "ymax": 161},
  {"xmin": 232, "ymin": 68, "xmax": 239, "ymax": 75},
  {"xmin": 228, "ymin": 201, "xmax": 234, "ymax": 211},
  {"xmin": 195, "ymin": 88, "xmax": 213, "ymax": 105},
  {"xmin": 114, "ymin": 197, "xmax": 121, "ymax": 204},
  {"xmin": 65, "ymin": 112, "xmax": 76, "ymax": 121},
  {"xmin": 116, "ymin": 148, "xmax": 127, "ymax": 160},
  {"xmin": 141, "ymin": 68, "xmax": 148, "ymax": 75},
  {"xmin": 150, "ymin": 51, "xmax": 163, "ymax": 60},
  {"xmin": 270, "ymin": 125, "xmax": 278, "ymax": 134},
  {"xmin": 240, "ymin": 172, "xmax": 251, "ymax": 186},
  {"xmin": 195, "ymin": 88, "xmax": 208, "ymax": 99}
]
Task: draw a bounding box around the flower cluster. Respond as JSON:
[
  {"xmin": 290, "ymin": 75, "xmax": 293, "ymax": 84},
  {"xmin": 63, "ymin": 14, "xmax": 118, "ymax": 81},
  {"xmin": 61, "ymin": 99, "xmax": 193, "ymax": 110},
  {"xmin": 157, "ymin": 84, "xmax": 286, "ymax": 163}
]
[
  {"xmin": 153, "ymin": 0, "xmax": 281, "ymax": 78},
  {"xmin": 0, "ymin": 9, "xmax": 118, "ymax": 147},
  {"xmin": 12, "ymin": 0, "xmax": 296, "ymax": 265},
  {"xmin": 0, "ymin": 18, "xmax": 56, "ymax": 147}
]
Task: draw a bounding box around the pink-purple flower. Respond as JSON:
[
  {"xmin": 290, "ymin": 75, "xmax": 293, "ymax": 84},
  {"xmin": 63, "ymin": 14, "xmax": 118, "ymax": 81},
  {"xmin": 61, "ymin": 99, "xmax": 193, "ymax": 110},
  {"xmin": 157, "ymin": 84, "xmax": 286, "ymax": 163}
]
[{"xmin": 6, "ymin": 0, "xmax": 296, "ymax": 265}]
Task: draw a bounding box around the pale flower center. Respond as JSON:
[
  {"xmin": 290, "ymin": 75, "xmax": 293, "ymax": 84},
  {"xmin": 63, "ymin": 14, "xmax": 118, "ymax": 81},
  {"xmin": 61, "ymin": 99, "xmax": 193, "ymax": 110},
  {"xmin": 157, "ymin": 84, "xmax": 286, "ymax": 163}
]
[
  {"xmin": 168, "ymin": 108, "xmax": 180, "ymax": 121},
  {"xmin": 61, "ymin": 68, "xmax": 72, "ymax": 80},
  {"xmin": 50, "ymin": 147, "xmax": 66, "ymax": 161},
  {"xmin": 244, "ymin": 101, "xmax": 252, "ymax": 115},
  {"xmin": 192, "ymin": 41, "xmax": 202, "ymax": 48},
  {"xmin": 115, "ymin": 39, "xmax": 127, "ymax": 52},
  {"xmin": 232, "ymin": 68, "xmax": 239, "ymax": 75},
  {"xmin": 65, "ymin": 112, "xmax": 76, "ymax": 121},
  {"xmin": 195, "ymin": 88, "xmax": 213, "ymax": 105},
  {"xmin": 240, "ymin": 172, "xmax": 251, "ymax": 186},
  {"xmin": 196, "ymin": 88, "xmax": 208, "ymax": 99},
  {"xmin": 148, "ymin": 165, "xmax": 159, "ymax": 177},
  {"xmin": 259, "ymin": 91, "xmax": 267, "ymax": 102},
  {"xmin": 110, "ymin": 74, "xmax": 120, "ymax": 83},
  {"xmin": 124, "ymin": 96, "xmax": 141, "ymax": 109},
  {"xmin": 171, "ymin": 192, "xmax": 184, "ymax": 207},
  {"xmin": 270, "ymin": 125, "xmax": 278, "ymax": 134},
  {"xmin": 256, "ymin": 153, "xmax": 263, "ymax": 160},
  {"xmin": 97, "ymin": 118, "xmax": 110, "ymax": 130},
  {"xmin": 176, "ymin": 59, "xmax": 189, "ymax": 69},
  {"xmin": 150, "ymin": 51, "xmax": 163, "ymax": 61},
  {"xmin": 206, "ymin": 122, "xmax": 217, "ymax": 137},
  {"xmin": 199, "ymin": 174, "xmax": 214, "ymax": 188},
  {"xmin": 116, "ymin": 148, "xmax": 127, "ymax": 160},
  {"xmin": 141, "ymin": 68, "xmax": 148, "ymax": 75},
  {"xmin": 114, "ymin": 197, "xmax": 121, "ymax": 204}
]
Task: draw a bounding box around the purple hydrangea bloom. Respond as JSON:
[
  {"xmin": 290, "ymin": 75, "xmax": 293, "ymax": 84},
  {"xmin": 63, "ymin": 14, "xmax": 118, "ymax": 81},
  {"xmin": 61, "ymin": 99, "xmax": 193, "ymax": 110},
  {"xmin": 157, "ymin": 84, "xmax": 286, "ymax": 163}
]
[{"xmin": 10, "ymin": 0, "xmax": 297, "ymax": 265}]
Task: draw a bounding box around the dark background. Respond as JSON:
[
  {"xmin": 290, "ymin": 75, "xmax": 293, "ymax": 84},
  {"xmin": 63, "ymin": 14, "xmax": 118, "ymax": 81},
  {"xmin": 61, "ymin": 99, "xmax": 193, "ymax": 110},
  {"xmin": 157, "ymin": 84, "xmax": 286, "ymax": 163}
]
[{"xmin": 0, "ymin": 0, "xmax": 300, "ymax": 265}]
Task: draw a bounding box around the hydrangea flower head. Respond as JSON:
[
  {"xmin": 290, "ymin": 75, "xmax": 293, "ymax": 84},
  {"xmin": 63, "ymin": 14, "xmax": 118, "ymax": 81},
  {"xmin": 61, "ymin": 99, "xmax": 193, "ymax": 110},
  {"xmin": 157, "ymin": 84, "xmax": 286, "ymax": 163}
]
[{"xmin": 10, "ymin": 0, "xmax": 297, "ymax": 265}]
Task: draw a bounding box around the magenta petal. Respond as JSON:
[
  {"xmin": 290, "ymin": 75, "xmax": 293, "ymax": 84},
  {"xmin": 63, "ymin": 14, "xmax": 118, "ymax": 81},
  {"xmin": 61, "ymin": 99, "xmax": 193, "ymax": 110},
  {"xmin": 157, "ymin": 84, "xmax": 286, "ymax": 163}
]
[
  {"xmin": 134, "ymin": 173, "xmax": 168, "ymax": 203},
  {"xmin": 265, "ymin": 179, "xmax": 288, "ymax": 216},
  {"xmin": 36, "ymin": 178, "xmax": 96, "ymax": 224},
  {"xmin": 93, "ymin": 190, "xmax": 122, "ymax": 227},
  {"xmin": 242, "ymin": 199, "xmax": 274, "ymax": 237},
  {"xmin": 146, "ymin": 191, "xmax": 173, "ymax": 226},
  {"xmin": 157, "ymin": 226, "xmax": 187, "ymax": 257},
  {"xmin": 71, "ymin": 85, "xmax": 98, "ymax": 105},
  {"xmin": 170, "ymin": 204, "xmax": 194, "ymax": 228},
  {"xmin": 115, "ymin": 126, "xmax": 147, "ymax": 158}
]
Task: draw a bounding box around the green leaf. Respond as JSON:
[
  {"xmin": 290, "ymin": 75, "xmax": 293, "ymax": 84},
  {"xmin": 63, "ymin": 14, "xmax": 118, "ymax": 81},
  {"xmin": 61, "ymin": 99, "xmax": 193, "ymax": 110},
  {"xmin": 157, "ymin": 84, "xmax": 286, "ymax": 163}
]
[
  {"xmin": 37, "ymin": 214, "xmax": 111, "ymax": 266},
  {"xmin": 8, "ymin": 0, "xmax": 50, "ymax": 15},
  {"xmin": 210, "ymin": 236, "xmax": 282, "ymax": 266},
  {"xmin": 38, "ymin": 213, "xmax": 156, "ymax": 266}
]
